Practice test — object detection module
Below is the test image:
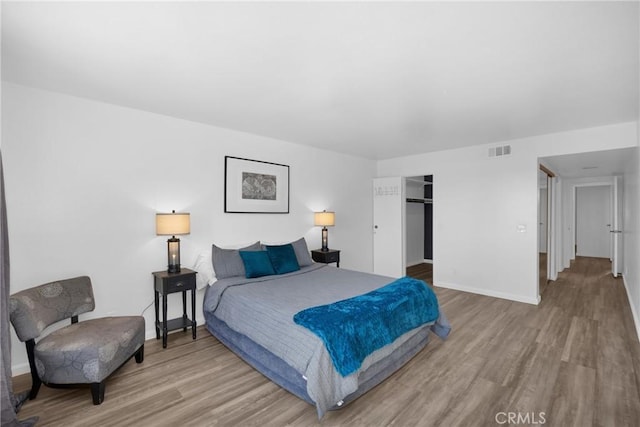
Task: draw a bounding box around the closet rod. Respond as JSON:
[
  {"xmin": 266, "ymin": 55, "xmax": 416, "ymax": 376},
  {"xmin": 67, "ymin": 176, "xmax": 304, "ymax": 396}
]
[{"xmin": 406, "ymin": 198, "xmax": 433, "ymax": 204}]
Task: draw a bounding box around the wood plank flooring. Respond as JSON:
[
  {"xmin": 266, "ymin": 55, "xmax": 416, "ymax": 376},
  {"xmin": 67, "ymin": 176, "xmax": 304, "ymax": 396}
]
[{"xmin": 12, "ymin": 257, "xmax": 640, "ymax": 426}]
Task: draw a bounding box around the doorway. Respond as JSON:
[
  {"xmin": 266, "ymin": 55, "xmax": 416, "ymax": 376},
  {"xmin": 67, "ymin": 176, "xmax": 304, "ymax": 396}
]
[
  {"xmin": 538, "ymin": 163, "xmax": 557, "ymax": 297},
  {"xmin": 538, "ymin": 169, "xmax": 549, "ymax": 295},
  {"xmin": 405, "ymin": 175, "xmax": 433, "ymax": 284},
  {"xmin": 575, "ymin": 185, "xmax": 611, "ymax": 259}
]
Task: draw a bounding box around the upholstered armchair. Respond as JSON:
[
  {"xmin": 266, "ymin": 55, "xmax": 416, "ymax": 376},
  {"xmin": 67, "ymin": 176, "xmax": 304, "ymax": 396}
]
[{"xmin": 9, "ymin": 276, "xmax": 145, "ymax": 405}]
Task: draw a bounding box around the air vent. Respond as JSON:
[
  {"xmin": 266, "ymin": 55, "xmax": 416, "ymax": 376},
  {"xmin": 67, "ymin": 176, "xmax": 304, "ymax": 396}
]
[{"xmin": 488, "ymin": 145, "xmax": 512, "ymax": 158}]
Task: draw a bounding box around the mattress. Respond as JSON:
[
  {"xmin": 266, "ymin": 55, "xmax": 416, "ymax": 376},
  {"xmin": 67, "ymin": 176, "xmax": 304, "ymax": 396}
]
[
  {"xmin": 203, "ymin": 264, "xmax": 449, "ymax": 417},
  {"xmin": 205, "ymin": 312, "xmax": 431, "ymax": 407}
]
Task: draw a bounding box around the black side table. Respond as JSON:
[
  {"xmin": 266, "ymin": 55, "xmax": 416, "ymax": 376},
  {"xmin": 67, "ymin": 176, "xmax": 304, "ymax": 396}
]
[
  {"xmin": 152, "ymin": 268, "xmax": 197, "ymax": 348},
  {"xmin": 311, "ymin": 249, "xmax": 340, "ymax": 267}
]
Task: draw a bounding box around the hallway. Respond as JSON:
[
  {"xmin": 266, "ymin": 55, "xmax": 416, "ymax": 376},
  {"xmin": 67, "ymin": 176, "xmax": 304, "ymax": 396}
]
[{"xmin": 406, "ymin": 255, "xmax": 640, "ymax": 425}]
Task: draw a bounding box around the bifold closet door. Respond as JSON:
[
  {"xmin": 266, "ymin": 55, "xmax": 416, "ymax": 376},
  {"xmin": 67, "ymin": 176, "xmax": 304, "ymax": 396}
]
[{"xmin": 373, "ymin": 177, "xmax": 405, "ymax": 278}]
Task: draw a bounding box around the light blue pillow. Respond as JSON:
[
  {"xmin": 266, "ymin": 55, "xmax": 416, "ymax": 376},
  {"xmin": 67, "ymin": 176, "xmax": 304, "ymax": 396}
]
[
  {"xmin": 265, "ymin": 244, "xmax": 300, "ymax": 275},
  {"xmin": 290, "ymin": 237, "xmax": 313, "ymax": 267},
  {"xmin": 212, "ymin": 241, "xmax": 261, "ymax": 278},
  {"xmin": 239, "ymin": 250, "xmax": 275, "ymax": 278}
]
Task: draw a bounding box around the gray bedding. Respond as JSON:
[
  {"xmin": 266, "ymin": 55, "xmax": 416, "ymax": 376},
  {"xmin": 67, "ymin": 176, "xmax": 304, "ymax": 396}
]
[{"xmin": 203, "ymin": 264, "xmax": 447, "ymax": 417}]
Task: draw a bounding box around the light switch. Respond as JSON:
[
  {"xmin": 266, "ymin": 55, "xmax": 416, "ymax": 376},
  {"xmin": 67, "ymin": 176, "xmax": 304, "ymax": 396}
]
[{"xmin": 517, "ymin": 224, "xmax": 527, "ymax": 233}]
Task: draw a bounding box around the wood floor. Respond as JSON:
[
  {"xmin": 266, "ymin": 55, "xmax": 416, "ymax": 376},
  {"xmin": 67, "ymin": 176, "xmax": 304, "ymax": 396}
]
[{"xmin": 12, "ymin": 257, "xmax": 640, "ymax": 426}]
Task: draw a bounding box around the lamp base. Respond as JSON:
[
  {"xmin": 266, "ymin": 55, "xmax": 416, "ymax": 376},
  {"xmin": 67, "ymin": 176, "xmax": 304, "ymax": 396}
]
[
  {"xmin": 321, "ymin": 227, "xmax": 329, "ymax": 251},
  {"xmin": 167, "ymin": 236, "xmax": 181, "ymax": 274}
]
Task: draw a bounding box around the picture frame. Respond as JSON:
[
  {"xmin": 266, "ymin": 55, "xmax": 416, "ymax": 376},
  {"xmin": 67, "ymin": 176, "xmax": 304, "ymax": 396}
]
[{"xmin": 224, "ymin": 156, "xmax": 290, "ymax": 213}]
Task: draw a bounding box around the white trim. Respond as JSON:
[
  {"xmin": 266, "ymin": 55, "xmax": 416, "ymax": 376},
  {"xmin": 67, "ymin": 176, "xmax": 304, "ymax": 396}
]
[
  {"xmin": 436, "ymin": 281, "xmax": 540, "ymax": 305},
  {"xmin": 551, "ymin": 176, "xmax": 562, "ymax": 280},
  {"xmin": 623, "ymin": 275, "xmax": 640, "ymax": 341},
  {"xmin": 11, "ymin": 362, "xmax": 30, "ymax": 376}
]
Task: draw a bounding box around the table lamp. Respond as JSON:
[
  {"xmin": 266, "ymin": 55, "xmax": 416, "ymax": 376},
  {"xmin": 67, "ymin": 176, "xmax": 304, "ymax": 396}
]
[
  {"xmin": 314, "ymin": 210, "xmax": 335, "ymax": 252},
  {"xmin": 156, "ymin": 210, "xmax": 190, "ymax": 273}
]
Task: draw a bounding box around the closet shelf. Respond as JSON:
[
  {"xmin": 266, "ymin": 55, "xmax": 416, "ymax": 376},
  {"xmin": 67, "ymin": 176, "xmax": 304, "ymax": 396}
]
[{"xmin": 406, "ymin": 178, "xmax": 433, "ymax": 185}]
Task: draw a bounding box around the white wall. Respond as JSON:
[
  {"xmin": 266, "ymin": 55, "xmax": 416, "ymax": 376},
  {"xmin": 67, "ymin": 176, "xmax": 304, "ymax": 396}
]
[
  {"xmin": 378, "ymin": 122, "xmax": 638, "ymax": 305},
  {"xmin": 2, "ymin": 82, "xmax": 377, "ymax": 374},
  {"xmin": 623, "ymin": 129, "xmax": 640, "ymax": 339}
]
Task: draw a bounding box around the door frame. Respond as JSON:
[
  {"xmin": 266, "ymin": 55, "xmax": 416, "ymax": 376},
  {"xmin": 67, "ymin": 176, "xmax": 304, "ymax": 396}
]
[
  {"xmin": 612, "ymin": 175, "xmax": 623, "ymax": 277},
  {"xmin": 538, "ymin": 164, "xmax": 557, "ymax": 297}
]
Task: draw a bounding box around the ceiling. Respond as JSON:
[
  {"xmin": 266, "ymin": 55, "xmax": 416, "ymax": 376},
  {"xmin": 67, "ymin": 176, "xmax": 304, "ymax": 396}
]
[
  {"xmin": 2, "ymin": 1, "xmax": 638, "ymax": 160},
  {"xmin": 543, "ymin": 147, "xmax": 639, "ymax": 180}
]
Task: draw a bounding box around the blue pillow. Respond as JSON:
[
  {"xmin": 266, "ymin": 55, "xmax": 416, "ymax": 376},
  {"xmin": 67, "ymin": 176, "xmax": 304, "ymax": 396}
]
[
  {"xmin": 239, "ymin": 250, "xmax": 275, "ymax": 278},
  {"xmin": 266, "ymin": 244, "xmax": 300, "ymax": 275}
]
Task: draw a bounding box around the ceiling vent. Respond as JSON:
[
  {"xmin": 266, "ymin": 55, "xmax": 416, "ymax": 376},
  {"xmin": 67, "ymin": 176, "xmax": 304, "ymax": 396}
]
[{"xmin": 488, "ymin": 145, "xmax": 512, "ymax": 158}]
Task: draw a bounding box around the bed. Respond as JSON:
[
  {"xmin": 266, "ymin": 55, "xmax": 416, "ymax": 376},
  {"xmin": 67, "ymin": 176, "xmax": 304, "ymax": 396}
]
[{"xmin": 200, "ymin": 239, "xmax": 450, "ymax": 418}]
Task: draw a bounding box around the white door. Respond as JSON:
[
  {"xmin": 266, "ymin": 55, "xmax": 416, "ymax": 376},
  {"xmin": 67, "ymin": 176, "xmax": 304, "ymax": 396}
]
[
  {"xmin": 373, "ymin": 177, "xmax": 405, "ymax": 278},
  {"xmin": 611, "ymin": 176, "xmax": 623, "ymax": 277},
  {"xmin": 576, "ymin": 185, "xmax": 611, "ymax": 258}
]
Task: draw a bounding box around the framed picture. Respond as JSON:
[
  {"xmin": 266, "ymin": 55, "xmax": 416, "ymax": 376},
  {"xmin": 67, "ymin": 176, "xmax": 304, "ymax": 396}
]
[{"xmin": 224, "ymin": 156, "xmax": 290, "ymax": 213}]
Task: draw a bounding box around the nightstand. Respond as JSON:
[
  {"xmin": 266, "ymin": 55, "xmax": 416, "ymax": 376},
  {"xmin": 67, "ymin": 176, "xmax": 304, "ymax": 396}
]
[
  {"xmin": 311, "ymin": 249, "xmax": 340, "ymax": 267},
  {"xmin": 152, "ymin": 268, "xmax": 197, "ymax": 348}
]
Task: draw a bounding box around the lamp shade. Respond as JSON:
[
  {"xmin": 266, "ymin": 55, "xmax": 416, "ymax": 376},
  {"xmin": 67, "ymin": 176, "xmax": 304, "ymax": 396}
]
[
  {"xmin": 156, "ymin": 211, "xmax": 190, "ymax": 236},
  {"xmin": 314, "ymin": 211, "xmax": 335, "ymax": 227}
]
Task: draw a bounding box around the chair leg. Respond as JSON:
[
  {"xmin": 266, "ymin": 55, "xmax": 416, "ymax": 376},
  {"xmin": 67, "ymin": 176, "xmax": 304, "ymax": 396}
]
[
  {"xmin": 29, "ymin": 376, "xmax": 42, "ymax": 400},
  {"xmin": 135, "ymin": 344, "xmax": 144, "ymax": 363},
  {"xmin": 91, "ymin": 382, "xmax": 105, "ymax": 405},
  {"xmin": 25, "ymin": 340, "xmax": 42, "ymax": 400}
]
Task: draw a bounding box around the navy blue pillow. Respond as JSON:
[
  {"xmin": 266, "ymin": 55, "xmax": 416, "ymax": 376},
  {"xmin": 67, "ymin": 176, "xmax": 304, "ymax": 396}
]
[
  {"xmin": 239, "ymin": 250, "xmax": 275, "ymax": 278},
  {"xmin": 266, "ymin": 244, "xmax": 300, "ymax": 275}
]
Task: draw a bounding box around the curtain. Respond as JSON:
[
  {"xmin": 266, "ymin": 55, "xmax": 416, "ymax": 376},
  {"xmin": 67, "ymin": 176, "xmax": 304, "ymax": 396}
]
[{"xmin": 0, "ymin": 150, "xmax": 38, "ymax": 426}]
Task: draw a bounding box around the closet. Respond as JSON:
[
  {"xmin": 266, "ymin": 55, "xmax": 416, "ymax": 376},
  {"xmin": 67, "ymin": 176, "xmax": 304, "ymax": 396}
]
[{"xmin": 405, "ymin": 175, "xmax": 433, "ymax": 267}]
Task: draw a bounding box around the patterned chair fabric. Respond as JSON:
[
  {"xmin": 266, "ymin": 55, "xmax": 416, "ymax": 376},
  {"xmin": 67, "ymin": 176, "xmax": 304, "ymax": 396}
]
[
  {"xmin": 9, "ymin": 276, "xmax": 145, "ymax": 404},
  {"xmin": 35, "ymin": 316, "xmax": 145, "ymax": 384},
  {"xmin": 9, "ymin": 276, "xmax": 96, "ymax": 342}
]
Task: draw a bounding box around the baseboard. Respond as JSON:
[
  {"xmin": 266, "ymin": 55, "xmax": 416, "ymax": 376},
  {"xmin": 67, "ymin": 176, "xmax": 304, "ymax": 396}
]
[
  {"xmin": 436, "ymin": 281, "xmax": 540, "ymax": 305},
  {"xmin": 622, "ymin": 275, "xmax": 640, "ymax": 341},
  {"xmin": 11, "ymin": 362, "xmax": 30, "ymax": 376}
]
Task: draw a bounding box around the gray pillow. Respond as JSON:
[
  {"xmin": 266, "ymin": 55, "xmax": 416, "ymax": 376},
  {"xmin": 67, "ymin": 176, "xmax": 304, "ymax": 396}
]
[
  {"xmin": 291, "ymin": 237, "xmax": 313, "ymax": 267},
  {"xmin": 212, "ymin": 241, "xmax": 261, "ymax": 279}
]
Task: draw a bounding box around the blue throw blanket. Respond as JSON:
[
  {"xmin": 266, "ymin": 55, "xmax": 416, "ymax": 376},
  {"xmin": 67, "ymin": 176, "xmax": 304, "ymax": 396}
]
[{"xmin": 293, "ymin": 276, "xmax": 440, "ymax": 377}]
